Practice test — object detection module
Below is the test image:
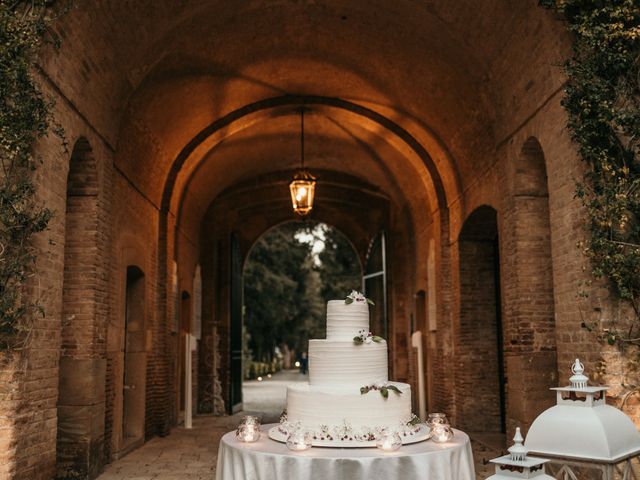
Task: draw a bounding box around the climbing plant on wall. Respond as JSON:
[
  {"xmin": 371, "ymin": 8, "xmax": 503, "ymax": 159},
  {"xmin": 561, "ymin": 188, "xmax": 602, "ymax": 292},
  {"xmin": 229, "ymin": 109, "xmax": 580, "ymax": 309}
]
[
  {"xmin": 540, "ymin": 1, "xmax": 640, "ymax": 346},
  {"xmin": 0, "ymin": 1, "xmax": 63, "ymax": 350}
]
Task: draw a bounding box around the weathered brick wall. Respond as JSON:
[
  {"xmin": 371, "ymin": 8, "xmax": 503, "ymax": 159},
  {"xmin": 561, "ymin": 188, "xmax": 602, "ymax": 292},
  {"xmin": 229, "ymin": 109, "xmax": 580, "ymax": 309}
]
[
  {"xmin": 0, "ymin": 69, "xmax": 115, "ymax": 479},
  {"xmin": 197, "ymin": 230, "xmax": 218, "ymax": 414},
  {"xmin": 57, "ymin": 137, "xmax": 107, "ymax": 480},
  {"xmin": 389, "ymin": 209, "xmax": 413, "ymax": 383},
  {"xmin": 505, "ymin": 101, "xmax": 595, "ymax": 428},
  {"xmin": 431, "ymin": 211, "xmax": 456, "ymax": 418}
]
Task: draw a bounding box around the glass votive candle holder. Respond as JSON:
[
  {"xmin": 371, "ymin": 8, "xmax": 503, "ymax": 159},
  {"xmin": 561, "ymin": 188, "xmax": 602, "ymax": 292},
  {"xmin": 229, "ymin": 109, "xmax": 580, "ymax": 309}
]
[
  {"xmin": 427, "ymin": 412, "xmax": 448, "ymax": 427},
  {"xmin": 427, "ymin": 413, "xmax": 453, "ymax": 443},
  {"xmin": 240, "ymin": 415, "xmax": 260, "ymax": 427},
  {"xmin": 375, "ymin": 430, "xmax": 402, "ymax": 452},
  {"xmin": 431, "ymin": 423, "xmax": 454, "ymax": 443},
  {"xmin": 236, "ymin": 423, "xmax": 260, "ymax": 443},
  {"xmin": 286, "ymin": 430, "xmax": 313, "ymax": 451}
]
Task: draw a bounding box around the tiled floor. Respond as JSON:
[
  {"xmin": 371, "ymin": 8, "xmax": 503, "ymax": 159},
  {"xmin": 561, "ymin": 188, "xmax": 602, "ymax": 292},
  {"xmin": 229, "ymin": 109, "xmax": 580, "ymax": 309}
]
[
  {"xmin": 97, "ymin": 370, "xmax": 504, "ymax": 479},
  {"xmin": 97, "ymin": 415, "xmax": 238, "ymax": 480}
]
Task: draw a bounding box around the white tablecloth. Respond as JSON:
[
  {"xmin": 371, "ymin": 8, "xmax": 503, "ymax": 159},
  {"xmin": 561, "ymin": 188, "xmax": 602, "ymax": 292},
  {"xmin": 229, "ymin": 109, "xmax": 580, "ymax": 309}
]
[{"xmin": 215, "ymin": 424, "xmax": 476, "ymax": 480}]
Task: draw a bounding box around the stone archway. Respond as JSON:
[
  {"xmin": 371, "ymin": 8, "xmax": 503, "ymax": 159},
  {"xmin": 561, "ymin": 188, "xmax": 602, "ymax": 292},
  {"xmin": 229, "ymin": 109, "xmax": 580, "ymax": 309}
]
[{"xmin": 198, "ymin": 176, "xmax": 389, "ymax": 414}]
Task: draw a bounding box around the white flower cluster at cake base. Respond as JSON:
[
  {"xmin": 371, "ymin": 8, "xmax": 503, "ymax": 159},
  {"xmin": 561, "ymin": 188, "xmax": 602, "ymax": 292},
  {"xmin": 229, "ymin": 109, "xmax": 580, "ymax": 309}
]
[{"xmin": 276, "ymin": 418, "xmax": 422, "ymax": 444}]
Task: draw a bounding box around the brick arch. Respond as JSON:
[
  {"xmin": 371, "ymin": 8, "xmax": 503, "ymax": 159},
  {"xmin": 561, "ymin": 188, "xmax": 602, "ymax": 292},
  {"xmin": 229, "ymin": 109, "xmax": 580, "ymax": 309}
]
[
  {"xmin": 455, "ymin": 205, "xmax": 505, "ymax": 433},
  {"xmin": 501, "ymin": 136, "xmax": 557, "ymax": 434},
  {"xmin": 65, "ymin": 138, "xmax": 98, "ymax": 197},
  {"xmin": 459, "ymin": 204, "xmax": 498, "ymax": 241},
  {"xmin": 196, "ymin": 168, "xmax": 398, "ymax": 413},
  {"xmin": 161, "ymin": 100, "xmax": 446, "ymax": 322},
  {"xmin": 161, "ymin": 95, "xmax": 452, "ymax": 216},
  {"xmin": 157, "ymin": 96, "xmax": 448, "ymax": 419},
  {"xmin": 515, "ymin": 137, "xmax": 549, "ymax": 197},
  {"xmin": 57, "ymin": 138, "xmax": 104, "ymax": 479}
]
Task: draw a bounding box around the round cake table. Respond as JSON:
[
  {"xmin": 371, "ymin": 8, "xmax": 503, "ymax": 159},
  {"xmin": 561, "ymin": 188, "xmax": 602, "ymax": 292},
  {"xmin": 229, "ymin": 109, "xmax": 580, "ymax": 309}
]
[{"xmin": 215, "ymin": 424, "xmax": 476, "ymax": 480}]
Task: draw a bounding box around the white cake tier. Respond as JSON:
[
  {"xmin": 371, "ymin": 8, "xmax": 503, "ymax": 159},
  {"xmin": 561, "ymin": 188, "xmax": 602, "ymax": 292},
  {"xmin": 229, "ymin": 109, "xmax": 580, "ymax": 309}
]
[
  {"xmin": 308, "ymin": 339, "xmax": 388, "ymax": 386},
  {"xmin": 326, "ymin": 300, "xmax": 370, "ymax": 341},
  {"xmin": 285, "ymin": 382, "xmax": 412, "ymax": 433}
]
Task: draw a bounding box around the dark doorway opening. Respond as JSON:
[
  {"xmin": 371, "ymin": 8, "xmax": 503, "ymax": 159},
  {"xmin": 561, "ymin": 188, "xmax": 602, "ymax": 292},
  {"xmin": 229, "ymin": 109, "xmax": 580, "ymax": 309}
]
[{"xmin": 457, "ymin": 206, "xmax": 506, "ymax": 433}]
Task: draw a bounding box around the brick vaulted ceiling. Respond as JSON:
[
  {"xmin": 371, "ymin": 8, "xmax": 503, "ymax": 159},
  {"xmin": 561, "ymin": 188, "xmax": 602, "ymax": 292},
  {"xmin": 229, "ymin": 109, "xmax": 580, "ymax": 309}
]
[{"xmin": 41, "ymin": 0, "xmax": 570, "ymax": 241}]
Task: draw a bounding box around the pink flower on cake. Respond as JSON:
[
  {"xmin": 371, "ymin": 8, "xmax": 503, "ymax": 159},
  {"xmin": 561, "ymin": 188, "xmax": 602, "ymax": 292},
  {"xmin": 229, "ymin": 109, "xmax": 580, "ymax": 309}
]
[{"xmin": 345, "ymin": 290, "xmax": 375, "ymax": 305}]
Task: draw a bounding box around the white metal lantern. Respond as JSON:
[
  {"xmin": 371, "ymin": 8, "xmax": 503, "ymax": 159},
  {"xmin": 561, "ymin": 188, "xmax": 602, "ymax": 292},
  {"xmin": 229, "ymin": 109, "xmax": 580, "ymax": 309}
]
[
  {"xmin": 525, "ymin": 359, "xmax": 640, "ymax": 479},
  {"xmin": 486, "ymin": 427, "xmax": 554, "ymax": 479}
]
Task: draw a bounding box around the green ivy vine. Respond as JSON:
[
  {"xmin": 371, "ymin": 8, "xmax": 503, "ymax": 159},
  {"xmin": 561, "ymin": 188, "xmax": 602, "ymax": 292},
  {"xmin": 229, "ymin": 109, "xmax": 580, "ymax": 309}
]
[
  {"xmin": 540, "ymin": 1, "xmax": 640, "ymax": 347},
  {"xmin": 0, "ymin": 1, "xmax": 63, "ymax": 350}
]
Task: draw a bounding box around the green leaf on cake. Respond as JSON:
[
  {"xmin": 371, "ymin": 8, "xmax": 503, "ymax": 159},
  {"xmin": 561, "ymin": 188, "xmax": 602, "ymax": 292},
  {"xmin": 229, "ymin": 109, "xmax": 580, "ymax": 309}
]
[
  {"xmin": 386, "ymin": 385, "xmax": 402, "ymax": 395},
  {"xmin": 361, "ymin": 383, "xmax": 401, "ymax": 398},
  {"xmin": 367, "ymin": 298, "xmax": 375, "ymax": 305},
  {"xmin": 345, "ymin": 297, "xmax": 354, "ymax": 305},
  {"xmin": 372, "ymin": 336, "xmax": 384, "ymax": 343},
  {"xmin": 407, "ymin": 414, "xmax": 421, "ymax": 426}
]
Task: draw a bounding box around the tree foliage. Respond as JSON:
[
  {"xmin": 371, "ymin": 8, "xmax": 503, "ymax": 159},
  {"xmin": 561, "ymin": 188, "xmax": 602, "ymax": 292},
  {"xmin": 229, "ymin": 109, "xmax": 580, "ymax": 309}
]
[
  {"xmin": 316, "ymin": 224, "xmax": 362, "ymax": 301},
  {"xmin": 243, "ymin": 222, "xmax": 360, "ymax": 362},
  {"xmin": 540, "ymin": 0, "xmax": 640, "ymax": 345},
  {"xmin": 0, "ymin": 1, "xmax": 63, "ymax": 349}
]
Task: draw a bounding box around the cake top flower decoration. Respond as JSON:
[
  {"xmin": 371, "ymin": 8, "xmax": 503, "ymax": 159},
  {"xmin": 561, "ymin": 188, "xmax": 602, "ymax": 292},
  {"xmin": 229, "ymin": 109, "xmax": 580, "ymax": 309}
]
[
  {"xmin": 353, "ymin": 329, "xmax": 384, "ymax": 345},
  {"xmin": 345, "ymin": 290, "xmax": 375, "ymax": 305}
]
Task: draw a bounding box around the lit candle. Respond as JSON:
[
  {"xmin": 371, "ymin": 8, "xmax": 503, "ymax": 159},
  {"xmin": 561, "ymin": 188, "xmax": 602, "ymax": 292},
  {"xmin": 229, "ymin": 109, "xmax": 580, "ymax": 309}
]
[
  {"xmin": 376, "ymin": 431, "xmax": 402, "ymax": 451},
  {"xmin": 427, "ymin": 412, "xmax": 453, "ymax": 443},
  {"xmin": 431, "ymin": 424, "xmax": 453, "ymax": 443},
  {"xmin": 236, "ymin": 415, "xmax": 261, "ymax": 443},
  {"xmin": 237, "ymin": 424, "xmax": 260, "ymax": 443}
]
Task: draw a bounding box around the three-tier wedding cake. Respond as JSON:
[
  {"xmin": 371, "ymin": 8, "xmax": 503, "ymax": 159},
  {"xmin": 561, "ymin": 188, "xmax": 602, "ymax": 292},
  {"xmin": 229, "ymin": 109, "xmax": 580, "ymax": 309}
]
[{"xmin": 269, "ymin": 292, "xmax": 425, "ymax": 446}]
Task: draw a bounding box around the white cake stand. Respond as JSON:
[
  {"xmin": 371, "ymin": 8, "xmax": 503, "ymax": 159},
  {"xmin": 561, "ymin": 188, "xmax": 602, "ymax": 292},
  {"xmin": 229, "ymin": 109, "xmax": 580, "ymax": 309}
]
[{"xmin": 268, "ymin": 424, "xmax": 431, "ymax": 448}]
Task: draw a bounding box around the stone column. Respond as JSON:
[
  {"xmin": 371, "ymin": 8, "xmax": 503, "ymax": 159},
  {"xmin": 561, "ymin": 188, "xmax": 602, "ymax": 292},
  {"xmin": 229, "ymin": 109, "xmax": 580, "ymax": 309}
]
[{"xmin": 56, "ymin": 358, "xmax": 106, "ymax": 479}]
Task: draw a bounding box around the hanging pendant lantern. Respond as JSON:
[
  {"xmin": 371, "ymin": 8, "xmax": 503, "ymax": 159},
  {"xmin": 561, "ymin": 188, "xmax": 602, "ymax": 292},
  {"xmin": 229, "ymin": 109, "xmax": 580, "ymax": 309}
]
[
  {"xmin": 289, "ymin": 107, "xmax": 316, "ymax": 216},
  {"xmin": 289, "ymin": 171, "xmax": 316, "ymax": 216}
]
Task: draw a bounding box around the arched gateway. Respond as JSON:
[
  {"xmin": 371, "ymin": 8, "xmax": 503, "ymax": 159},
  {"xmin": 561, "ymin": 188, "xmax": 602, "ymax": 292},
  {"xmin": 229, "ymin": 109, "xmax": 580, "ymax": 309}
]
[{"xmin": 0, "ymin": 2, "xmax": 615, "ymax": 479}]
